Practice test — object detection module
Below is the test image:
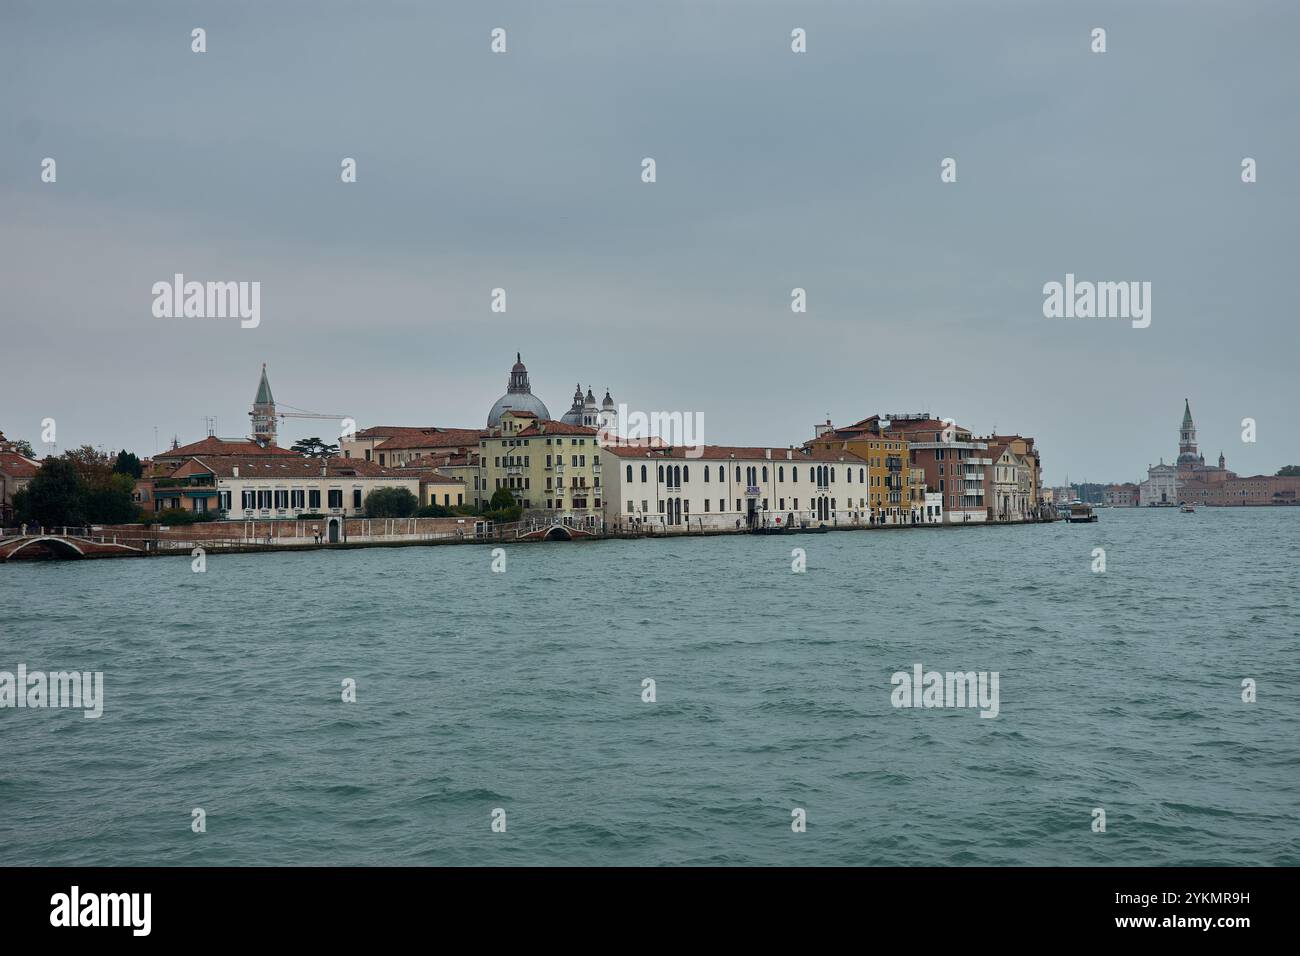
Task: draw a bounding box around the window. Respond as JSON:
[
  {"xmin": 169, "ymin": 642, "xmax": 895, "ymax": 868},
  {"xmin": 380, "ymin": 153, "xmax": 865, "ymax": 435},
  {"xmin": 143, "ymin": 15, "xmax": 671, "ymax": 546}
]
[
  {"xmin": 659, "ymin": 465, "xmax": 665, "ymax": 482},
  {"xmin": 717, "ymin": 466, "xmax": 724, "ymax": 482},
  {"xmin": 735, "ymin": 499, "xmax": 741, "ymax": 511},
  {"xmin": 309, "ymin": 489, "xmax": 321, "ymax": 509},
  {"xmin": 627, "ymin": 500, "xmax": 634, "ymax": 512},
  {"xmin": 352, "ymin": 489, "xmax": 362, "ymax": 508},
  {"xmin": 626, "ymin": 464, "xmax": 633, "ymax": 481},
  {"xmin": 736, "ymin": 467, "xmax": 741, "ymax": 482},
  {"xmin": 242, "ymin": 490, "xmax": 255, "ymax": 509},
  {"xmin": 762, "ymin": 466, "xmax": 768, "ymax": 482},
  {"xmin": 641, "ymin": 465, "xmax": 647, "ymax": 482},
  {"xmin": 719, "ymin": 499, "xmax": 725, "ymax": 511},
  {"xmin": 704, "ymin": 500, "xmax": 710, "ymax": 511},
  {"xmin": 257, "ymin": 490, "xmax": 272, "ymax": 509},
  {"xmin": 779, "ymin": 467, "xmax": 784, "ymax": 482},
  {"xmin": 683, "ymin": 466, "xmax": 689, "ymax": 482},
  {"xmin": 274, "ymin": 490, "xmax": 288, "ymax": 509},
  {"xmin": 704, "ymin": 467, "xmax": 710, "ymax": 483},
  {"xmin": 219, "ymin": 491, "xmax": 231, "ymax": 511},
  {"xmin": 793, "ymin": 466, "xmax": 798, "ymax": 482},
  {"xmin": 328, "ymin": 489, "xmax": 343, "ymax": 508}
]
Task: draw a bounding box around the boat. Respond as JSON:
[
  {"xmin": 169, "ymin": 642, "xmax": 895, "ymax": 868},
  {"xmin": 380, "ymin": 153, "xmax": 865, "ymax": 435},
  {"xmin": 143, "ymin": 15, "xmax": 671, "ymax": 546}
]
[
  {"xmin": 1179, "ymin": 502, "xmax": 1196, "ymax": 513},
  {"xmin": 1066, "ymin": 503, "xmax": 1098, "ymax": 523}
]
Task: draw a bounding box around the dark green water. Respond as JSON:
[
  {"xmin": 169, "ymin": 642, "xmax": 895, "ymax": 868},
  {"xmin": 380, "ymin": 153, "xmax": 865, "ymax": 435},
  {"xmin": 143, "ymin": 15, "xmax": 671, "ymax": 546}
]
[{"xmin": 2, "ymin": 508, "xmax": 1297, "ymax": 865}]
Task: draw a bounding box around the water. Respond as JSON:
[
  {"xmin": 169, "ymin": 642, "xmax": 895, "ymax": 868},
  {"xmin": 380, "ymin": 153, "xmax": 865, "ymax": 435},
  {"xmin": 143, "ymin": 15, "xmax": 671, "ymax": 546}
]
[{"xmin": 2, "ymin": 509, "xmax": 1297, "ymax": 866}]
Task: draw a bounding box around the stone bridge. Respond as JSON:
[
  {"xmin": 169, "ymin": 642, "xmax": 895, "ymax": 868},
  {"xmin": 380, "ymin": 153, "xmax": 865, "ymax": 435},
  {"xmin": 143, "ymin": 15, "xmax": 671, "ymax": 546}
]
[{"xmin": 0, "ymin": 534, "xmax": 144, "ymax": 562}]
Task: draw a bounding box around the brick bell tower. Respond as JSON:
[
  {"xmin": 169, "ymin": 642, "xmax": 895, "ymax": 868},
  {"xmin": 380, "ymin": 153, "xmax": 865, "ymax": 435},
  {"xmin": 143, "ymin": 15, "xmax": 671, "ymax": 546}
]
[{"xmin": 250, "ymin": 363, "xmax": 278, "ymax": 446}]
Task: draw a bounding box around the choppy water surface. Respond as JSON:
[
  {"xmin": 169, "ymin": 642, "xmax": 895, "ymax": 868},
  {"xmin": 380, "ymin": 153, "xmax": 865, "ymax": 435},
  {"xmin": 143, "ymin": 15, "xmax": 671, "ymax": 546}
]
[{"xmin": 2, "ymin": 509, "xmax": 1297, "ymax": 865}]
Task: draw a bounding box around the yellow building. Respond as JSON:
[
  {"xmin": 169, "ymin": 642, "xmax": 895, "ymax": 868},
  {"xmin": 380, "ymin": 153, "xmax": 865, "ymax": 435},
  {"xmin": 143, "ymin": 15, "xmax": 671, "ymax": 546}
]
[
  {"xmin": 479, "ymin": 411, "xmax": 603, "ymax": 517},
  {"xmin": 805, "ymin": 421, "xmax": 913, "ymax": 524}
]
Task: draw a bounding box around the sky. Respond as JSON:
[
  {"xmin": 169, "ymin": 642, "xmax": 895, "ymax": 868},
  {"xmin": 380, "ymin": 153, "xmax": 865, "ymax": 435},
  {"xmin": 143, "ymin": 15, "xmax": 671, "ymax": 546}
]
[{"xmin": 2, "ymin": 0, "xmax": 1296, "ymax": 485}]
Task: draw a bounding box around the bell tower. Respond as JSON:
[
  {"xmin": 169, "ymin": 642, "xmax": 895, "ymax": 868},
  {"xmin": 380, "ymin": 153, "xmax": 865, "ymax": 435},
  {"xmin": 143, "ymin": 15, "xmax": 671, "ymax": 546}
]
[{"xmin": 250, "ymin": 363, "xmax": 278, "ymax": 446}]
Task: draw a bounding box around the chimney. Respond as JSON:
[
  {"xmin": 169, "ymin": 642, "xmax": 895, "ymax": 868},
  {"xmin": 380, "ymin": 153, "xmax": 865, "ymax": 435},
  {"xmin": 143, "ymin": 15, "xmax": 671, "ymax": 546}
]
[
  {"xmin": 320, "ymin": 465, "xmax": 327, "ymax": 477},
  {"xmin": 232, "ymin": 466, "xmax": 239, "ymax": 478},
  {"xmin": 765, "ymin": 448, "xmax": 771, "ymax": 459}
]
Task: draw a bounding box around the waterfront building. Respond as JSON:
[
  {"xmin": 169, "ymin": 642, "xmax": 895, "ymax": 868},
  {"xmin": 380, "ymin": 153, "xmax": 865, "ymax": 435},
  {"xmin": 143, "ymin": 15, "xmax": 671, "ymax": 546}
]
[
  {"xmin": 1177, "ymin": 474, "xmax": 1299, "ymax": 506},
  {"xmin": 1104, "ymin": 483, "xmax": 1139, "ymax": 507},
  {"xmin": 600, "ymin": 444, "xmax": 870, "ymax": 530},
  {"xmin": 909, "ymin": 466, "xmax": 927, "ymax": 523},
  {"xmin": 477, "ymin": 411, "xmax": 604, "ymax": 517},
  {"xmin": 984, "ymin": 436, "xmax": 1039, "ymax": 521},
  {"xmin": 1140, "ymin": 459, "xmax": 1180, "ymax": 505},
  {"xmin": 804, "ymin": 418, "xmax": 914, "ymax": 524},
  {"xmin": 924, "ymin": 491, "xmax": 944, "ymax": 524},
  {"xmin": 0, "ymin": 432, "xmax": 41, "ymax": 524},
  {"xmin": 142, "ymin": 455, "xmax": 419, "ymax": 529}
]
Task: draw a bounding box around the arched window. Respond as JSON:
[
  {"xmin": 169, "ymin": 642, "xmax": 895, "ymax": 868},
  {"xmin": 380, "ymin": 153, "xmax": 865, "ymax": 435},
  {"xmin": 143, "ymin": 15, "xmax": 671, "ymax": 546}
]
[
  {"xmin": 683, "ymin": 465, "xmax": 689, "ymax": 483},
  {"xmin": 674, "ymin": 466, "xmax": 681, "ymax": 486},
  {"xmin": 704, "ymin": 467, "xmax": 710, "ymax": 483},
  {"xmin": 779, "ymin": 466, "xmax": 784, "ymax": 482},
  {"xmin": 658, "ymin": 465, "xmax": 664, "ymax": 482},
  {"xmin": 762, "ymin": 466, "xmax": 768, "ymax": 482},
  {"xmin": 859, "ymin": 468, "xmax": 864, "ymax": 483},
  {"xmin": 831, "ymin": 467, "xmax": 836, "ymax": 483},
  {"xmin": 793, "ymin": 466, "xmax": 798, "ymax": 482},
  {"xmin": 626, "ymin": 464, "xmax": 633, "ymax": 482},
  {"xmin": 736, "ymin": 467, "xmax": 742, "ymax": 482},
  {"xmin": 718, "ymin": 466, "xmax": 724, "ymax": 482},
  {"xmin": 847, "ymin": 468, "xmax": 852, "ymax": 484},
  {"xmin": 641, "ymin": 465, "xmax": 647, "ymax": 482}
]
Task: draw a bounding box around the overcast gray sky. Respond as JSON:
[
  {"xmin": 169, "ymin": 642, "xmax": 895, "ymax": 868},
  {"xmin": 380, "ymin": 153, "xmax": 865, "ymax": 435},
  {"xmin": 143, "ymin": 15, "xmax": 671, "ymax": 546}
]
[{"xmin": 2, "ymin": 0, "xmax": 1296, "ymax": 484}]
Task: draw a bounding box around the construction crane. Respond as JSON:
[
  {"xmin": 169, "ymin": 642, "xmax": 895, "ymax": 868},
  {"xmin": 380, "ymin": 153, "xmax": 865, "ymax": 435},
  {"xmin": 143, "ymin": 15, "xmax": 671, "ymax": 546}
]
[{"xmin": 276, "ymin": 403, "xmax": 352, "ymax": 424}]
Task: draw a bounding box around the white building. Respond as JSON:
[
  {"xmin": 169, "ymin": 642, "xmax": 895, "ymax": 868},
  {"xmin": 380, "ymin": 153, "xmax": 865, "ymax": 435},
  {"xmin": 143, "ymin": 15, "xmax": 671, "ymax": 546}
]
[
  {"xmin": 924, "ymin": 492, "xmax": 944, "ymax": 524},
  {"xmin": 599, "ymin": 444, "xmax": 871, "ymax": 530},
  {"xmin": 1140, "ymin": 459, "xmax": 1180, "ymax": 506}
]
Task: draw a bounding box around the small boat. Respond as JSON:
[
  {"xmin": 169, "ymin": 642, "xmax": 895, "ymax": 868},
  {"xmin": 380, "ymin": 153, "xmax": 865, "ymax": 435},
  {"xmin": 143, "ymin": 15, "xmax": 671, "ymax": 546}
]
[
  {"xmin": 1066, "ymin": 503, "xmax": 1098, "ymax": 523},
  {"xmin": 1179, "ymin": 502, "xmax": 1196, "ymax": 513}
]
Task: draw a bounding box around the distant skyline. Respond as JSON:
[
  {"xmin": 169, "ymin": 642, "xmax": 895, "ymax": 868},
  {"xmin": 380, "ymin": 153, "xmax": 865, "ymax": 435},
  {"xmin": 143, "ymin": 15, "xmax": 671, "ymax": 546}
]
[{"xmin": 3, "ymin": 1, "xmax": 1297, "ymax": 485}]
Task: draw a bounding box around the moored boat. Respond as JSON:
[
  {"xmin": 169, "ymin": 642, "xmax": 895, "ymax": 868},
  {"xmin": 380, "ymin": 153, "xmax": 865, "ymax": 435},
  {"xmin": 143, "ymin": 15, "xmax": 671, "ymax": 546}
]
[{"xmin": 1066, "ymin": 503, "xmax": 1098, "ymax": 523}]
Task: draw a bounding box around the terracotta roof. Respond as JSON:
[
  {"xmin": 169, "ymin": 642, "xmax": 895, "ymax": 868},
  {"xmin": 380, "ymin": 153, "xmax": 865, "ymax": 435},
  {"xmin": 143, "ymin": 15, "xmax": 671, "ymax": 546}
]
[
  {"xmin": 601, "ymin": 443, "xmax": 867, "ymax": 463},
  {"xmin": 509, "ymin": 420, "xmax": 600, "ymax": 438},
  {"xmin": 155, "ymin": 437, "xmax": 302, "ymax": 459},
  {"xmin": 0, "ymin": 452, "xmax": 40, "ymax": 478},
  {"xmin": 352, "ymin": 425, "xmax": 440, "ymax": 439},
  {"xmin": 189, "ymin": 457, "xmax": 414, "ymax": 480},
  {"xmin": 375, "ymin": 429, "xmax": 484, "ymax": 450}
]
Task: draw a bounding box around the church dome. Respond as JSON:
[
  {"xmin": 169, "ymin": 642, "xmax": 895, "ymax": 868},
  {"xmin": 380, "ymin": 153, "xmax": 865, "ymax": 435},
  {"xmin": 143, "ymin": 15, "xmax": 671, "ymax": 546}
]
[{"xmin": 487, "ymin": 353, "xmax": 551, "ymax": 427}]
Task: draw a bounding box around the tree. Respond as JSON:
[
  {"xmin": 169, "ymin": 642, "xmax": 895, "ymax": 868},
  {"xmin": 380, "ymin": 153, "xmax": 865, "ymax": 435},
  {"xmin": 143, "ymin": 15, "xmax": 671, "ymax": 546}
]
[
  {"xmin": 113, "ymin": 450, "xmax": 143, "ymax": 479},
  {"xmin": 291, "ymin": 437, "xmax": 340, "ymax": 459},
  {"xmin": 83, "ymin": 473, "xmax": 141, "ymax": 524},
  {"xmin": 14, "ymin": 458, "xmax": 84, "ymax": 527},
  {"xmin": 489, "ymin": 488, "xmax": 517, "ymax": 511},
  {"xmin": 1277, "ymin": 465, "xmax": 1300, "ymax": 477},
  {"xmin": 416, "ymin": 503, "xmax": 453, "ymax": 518},
  {"xmin": 364, "ymin": 487, "xmax": 418, "ymax": 518},
  {"xmin": 8, "ymin": 438, "xmax": 36, "ymax": 457},
  {"xmin": 61, "ymin": 445, "xmax": 113, "ymax": 484},
  {"xmin": 486, "ymin": 488, "xmax": 522, "ymax": 522}
]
